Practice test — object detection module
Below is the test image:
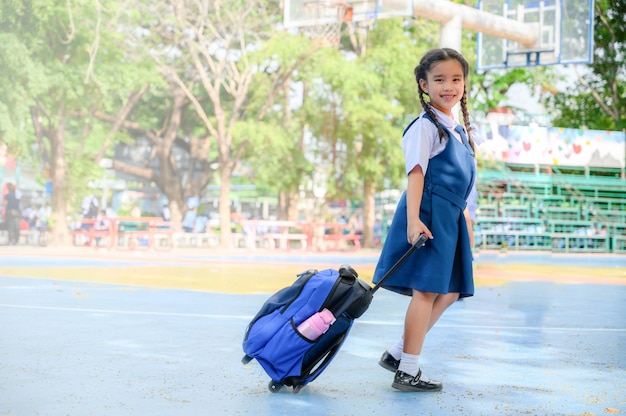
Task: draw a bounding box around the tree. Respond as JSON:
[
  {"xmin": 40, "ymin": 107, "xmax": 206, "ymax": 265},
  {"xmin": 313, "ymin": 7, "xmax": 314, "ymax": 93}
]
[
  {"xmin": 89, "ymin": 1, "xmax": 221, "ymax": 222},
  {"xmin": 542, "ymin": 0, "xmax": 625, "ymax": 130},
  {"xmin": 0, "ymin": 0, "xmax": 132, "ymax": 245},
  {"xmin": 239, "ymin": 75, "xmax": 314, "ymax": 222},
  {"xmin": 94, "ymin": 78, "xmax": 210, "ymax": 222},
  {"xmin": 339, "ymin": 19, "xmax": 430, "ymax": 248},
  {"xmin": 286, "ymin": 18, "xmax": 437, "ymax": 248},
  {"xmin": 108, "ymin": 0, "xmax": 317, "ymax": 246},
  {"xmin": 234, "ymin": 32, "xmax": 318, "ymax": 222}
]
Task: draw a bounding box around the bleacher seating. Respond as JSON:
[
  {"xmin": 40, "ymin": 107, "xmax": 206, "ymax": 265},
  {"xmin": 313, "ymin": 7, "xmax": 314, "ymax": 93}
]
[{"xmin": 475, "ymin": 163, "xmax": 626, "ymax": 254}]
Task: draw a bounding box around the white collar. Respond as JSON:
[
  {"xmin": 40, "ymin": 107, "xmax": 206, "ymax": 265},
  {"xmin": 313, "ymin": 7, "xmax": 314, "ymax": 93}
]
[{"xmin": 423, "ymin": 106, "xmax": 460, "ymax": 129}]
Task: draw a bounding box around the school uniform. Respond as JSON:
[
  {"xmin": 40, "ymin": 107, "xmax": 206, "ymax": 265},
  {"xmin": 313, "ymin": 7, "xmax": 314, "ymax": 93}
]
[{"xmin": 373, "ymin": 110, "xmax": 476, "ymax": 298}]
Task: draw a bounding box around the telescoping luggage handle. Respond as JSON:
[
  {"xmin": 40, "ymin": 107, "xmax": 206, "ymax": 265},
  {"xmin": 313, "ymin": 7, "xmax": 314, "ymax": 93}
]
[{"xmin": 371, "ymin": 233, "xmax": 428, "ymax": 294}]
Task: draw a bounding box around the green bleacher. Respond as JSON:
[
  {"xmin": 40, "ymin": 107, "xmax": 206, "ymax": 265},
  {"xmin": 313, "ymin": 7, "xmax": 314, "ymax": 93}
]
[{"xmin": 475, "ymin": 163, "xmax": 626, "ymax": 253}]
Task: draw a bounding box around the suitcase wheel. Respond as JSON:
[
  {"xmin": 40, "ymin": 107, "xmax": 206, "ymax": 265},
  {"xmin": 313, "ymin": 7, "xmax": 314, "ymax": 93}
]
[{"xmin": 268, "ymin": 380, "xmax": 283, "ymax": 393}]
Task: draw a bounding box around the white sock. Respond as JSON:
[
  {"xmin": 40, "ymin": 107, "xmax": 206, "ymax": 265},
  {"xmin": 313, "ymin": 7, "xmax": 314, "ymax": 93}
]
[
  {"xmin": 388, "ymin": 337, "xmax": 404, "ymax": 360},
  {"xmin": 398, "ymin": 352, "xmax": 419, "ymax": 377},
  {"xmin": 418, "ymin": 369, "xmax": 431, "ymax": 382}
]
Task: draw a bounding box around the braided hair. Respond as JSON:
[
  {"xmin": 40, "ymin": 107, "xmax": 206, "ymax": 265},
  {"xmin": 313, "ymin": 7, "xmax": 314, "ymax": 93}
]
[{"xmin": 414, "ymin": 48, "xmax": 475, "ymax": 153}]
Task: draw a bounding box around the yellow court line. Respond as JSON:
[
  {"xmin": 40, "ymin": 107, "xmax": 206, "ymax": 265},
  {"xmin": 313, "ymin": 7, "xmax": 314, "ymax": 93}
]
[
  {"xmin": 0, "ymin": 265, "xmax": 310, "ymax": 294},
  {"xmin": 1, "ymin": 261, "xmax": 624, "ymax": 294}
]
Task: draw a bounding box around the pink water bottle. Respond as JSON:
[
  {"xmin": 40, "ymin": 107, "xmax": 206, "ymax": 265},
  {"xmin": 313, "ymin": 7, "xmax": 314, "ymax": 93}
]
[{"xmin": 297, "ymin": 309, "xmax": 336, "ymax": 341}]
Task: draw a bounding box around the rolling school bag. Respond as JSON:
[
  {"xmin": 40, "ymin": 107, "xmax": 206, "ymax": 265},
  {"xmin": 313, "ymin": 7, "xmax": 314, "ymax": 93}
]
[{"xmin": 241, "ymin": 234, "xmax": 428, "ymax": 393}]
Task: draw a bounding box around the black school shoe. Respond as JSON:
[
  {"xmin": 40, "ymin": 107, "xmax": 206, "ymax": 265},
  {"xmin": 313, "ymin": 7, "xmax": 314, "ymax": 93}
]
[
  {"xmin": 378, "ymin": 351, "xmax": 400, "ymax": 372},
  {"xmin": 392, "ymin": 369, "xmax": 443, "ymax": 392}
]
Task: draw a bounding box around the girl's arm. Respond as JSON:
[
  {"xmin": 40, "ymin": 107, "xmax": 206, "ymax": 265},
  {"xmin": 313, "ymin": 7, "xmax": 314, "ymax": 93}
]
[
  {"xmin": 406, "ymin": 165, "xmax": 433, "ymax": 244},
  {"xmin": 464, "ymin": 207, "xmax": 474, "ymax": 248}
]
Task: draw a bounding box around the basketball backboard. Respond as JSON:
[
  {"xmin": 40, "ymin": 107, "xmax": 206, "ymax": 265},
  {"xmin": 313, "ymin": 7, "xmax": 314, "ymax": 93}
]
[
  {"xmin": 283, "ymin": 0, "xmax": 412, "ymax": 29},
  {"xmin": 476, "ymin": 0, "xmax": 594, "ymax": 70}
]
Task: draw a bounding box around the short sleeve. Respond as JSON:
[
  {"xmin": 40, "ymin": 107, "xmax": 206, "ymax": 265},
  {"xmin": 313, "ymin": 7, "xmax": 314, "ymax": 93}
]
[{"xmin": 402, "ymin": 118, "xmax": 438, "ymax": 176}]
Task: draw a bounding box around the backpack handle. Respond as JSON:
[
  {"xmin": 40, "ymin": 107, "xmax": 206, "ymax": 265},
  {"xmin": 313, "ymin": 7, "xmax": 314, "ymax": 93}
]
[{"xmin": 371, "ymin": 234, "xmax": 428, "ymax": 294}]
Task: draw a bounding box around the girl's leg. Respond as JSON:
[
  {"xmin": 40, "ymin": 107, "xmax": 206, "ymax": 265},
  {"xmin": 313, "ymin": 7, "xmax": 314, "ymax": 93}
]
[
  {"xmin": 384, "ymin": 291, "xmax": 461, "ymax": 357},
  {"xmin": 403, "ymin": 290, "xmax": 437, "ymax": 355},
  {"xmin": 392, "ymin": 290, "xmax": 443, "ymax": 392},
  {"xmin": 428, "ymin": 292, "xmax": 460, "ymax": 331},
  {"xmin": 382, "ymin": 291, "xmax": 462, "ymax": 389}
]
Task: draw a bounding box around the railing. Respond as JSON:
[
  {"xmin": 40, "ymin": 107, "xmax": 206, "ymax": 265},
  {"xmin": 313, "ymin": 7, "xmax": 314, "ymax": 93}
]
[
  {"xmin": 313, "ymin": 222, "xmax": 361, "ymax": 252},
  {"xmin": 477, "ymin": 230, "xmax": 552, "ymax": 251},
  {"xmin": 60, "ymin": 215, "xmax": 626, "ymax": 254},
  {"xmin": 72, "ymin": 217, "xmax": 175, "ymax": 251},
  {"xmin": 235, "ymin": 220, "xmax": 309, "ymax": 250},
  {"xmin": 475, "ymin": 217, "xmax": 544, "ymax": 231},
  {"xmin": 234, "ymin": 220, "xmax": 361, "ymax": 252},
  {"xmin": 475, "ymin": 229, "xmax": 617, "ymax": 253},
  {"xmin": 614, "ymin": 235, "xmax": 626, "ymax": 254},
  {"xmin": 69, "ymin": 218, "xmax": 362, "ymax": 252}
]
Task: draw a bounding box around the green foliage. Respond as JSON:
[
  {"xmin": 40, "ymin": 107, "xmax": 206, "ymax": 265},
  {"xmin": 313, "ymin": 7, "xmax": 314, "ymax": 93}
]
[
  {"xmin": 357, "ymin": 18, "xmax": 440, "ymax": 186},
  {"xmin": 65, "ymin": 154, "xmax": 105, "ymax": 212},
  {"xmin": 0, "ymin": 0, "xmax": 162, "ymax": 246},
  {"xmin": 286, "ymin": 18, "xmax": 440, "ymax": 201},
  {"xmin": 5, "ymin": 0, "xmax": 620, "ymax": 229},
  {"xmin": 545, "ymin": 91, "xmax": 616, "ymax": 130},
  {"xmin": 542, "ymin": 0, "xmax": 625, "ymax": 130},
  {"xmin": 0, "ymin": 31, "xmax": 41, "ymax": 153},
  {"xmin": 469, "ymin": 65, "xmax": 559, "ymax": 120},
  {"xmin": 246, "ymin": 32, "xmax": 313, "ymax": 118},
  {"xmin": 239, "ymin": 118, "xmax": 313, "ymax": 194}
]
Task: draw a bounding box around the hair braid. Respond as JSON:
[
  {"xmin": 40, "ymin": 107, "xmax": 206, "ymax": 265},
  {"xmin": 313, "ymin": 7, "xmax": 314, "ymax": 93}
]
[
  {"xmin": 459, "ymin": 91, "xmax": 476, "ymax": 153},
  {"xmin": 416, "ymin": 66, "xmax": 447, "ymax": 143}
]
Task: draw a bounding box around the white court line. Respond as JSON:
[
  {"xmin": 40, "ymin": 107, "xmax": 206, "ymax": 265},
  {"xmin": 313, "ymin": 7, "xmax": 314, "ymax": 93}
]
[
  {"xmin": 1, "ymin": 303, "xmax": 625, "ymax": 333},
  {"xmin": 0, "ymin": 303, "xmax": 251, "ymax": 320}
]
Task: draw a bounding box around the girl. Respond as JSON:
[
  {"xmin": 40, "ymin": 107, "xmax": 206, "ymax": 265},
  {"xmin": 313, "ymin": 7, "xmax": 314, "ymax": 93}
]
[{"xmin": 373, "ymin": 48, "xmax": 476, "ymax": 392}]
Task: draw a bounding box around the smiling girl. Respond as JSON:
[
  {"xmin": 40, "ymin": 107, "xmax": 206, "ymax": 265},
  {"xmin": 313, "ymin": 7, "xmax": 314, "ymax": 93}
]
[{"xmin": 373, "ymin": 48, "xmax": 477, "ymax": 392}]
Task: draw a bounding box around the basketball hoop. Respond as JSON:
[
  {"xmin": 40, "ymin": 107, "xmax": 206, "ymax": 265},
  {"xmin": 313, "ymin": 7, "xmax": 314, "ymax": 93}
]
[{"xmin": 303, "ymin": 1, "xmax": 353, "ymax": 47}]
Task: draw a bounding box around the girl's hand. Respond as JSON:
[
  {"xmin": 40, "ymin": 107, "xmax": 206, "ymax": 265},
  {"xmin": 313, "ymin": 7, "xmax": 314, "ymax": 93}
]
[{"xmin": 407, "ymin": 219, "xmax": 433, "ymax": 245}]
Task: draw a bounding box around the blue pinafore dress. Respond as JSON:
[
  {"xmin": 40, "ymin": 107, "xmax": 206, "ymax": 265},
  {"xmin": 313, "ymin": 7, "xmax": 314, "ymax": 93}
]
[{"xmin": 372, "ymin": 115, "xmax": 476, "ymax": 297}]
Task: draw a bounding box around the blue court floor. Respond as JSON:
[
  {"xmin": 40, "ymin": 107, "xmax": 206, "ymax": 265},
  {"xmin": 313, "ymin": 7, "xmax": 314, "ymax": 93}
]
[{"xmin": 0, "ymin": 249, "xmax": 625, "ymax": 416}]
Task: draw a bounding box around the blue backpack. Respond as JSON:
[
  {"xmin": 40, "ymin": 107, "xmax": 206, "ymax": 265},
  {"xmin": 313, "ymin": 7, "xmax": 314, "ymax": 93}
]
[
  {"xmin": 242, "ymin": 235, "xmax": 427, "ymax": 393},
  {"xmin": 242, "ymin": 266, "xmax": 373, "ymax": 393}
]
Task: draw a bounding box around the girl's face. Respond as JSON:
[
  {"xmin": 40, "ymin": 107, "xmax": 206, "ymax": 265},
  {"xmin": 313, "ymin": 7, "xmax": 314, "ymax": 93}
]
[{"xmin": 418, "ymin": 59, "xmax": 465, "ymax": 117}]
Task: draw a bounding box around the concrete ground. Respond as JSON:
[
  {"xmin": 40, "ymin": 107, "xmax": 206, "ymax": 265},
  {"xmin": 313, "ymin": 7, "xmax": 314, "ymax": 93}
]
[{"xmin": 0, "ymin": 246, "xmax": 625, "ymax": 416}]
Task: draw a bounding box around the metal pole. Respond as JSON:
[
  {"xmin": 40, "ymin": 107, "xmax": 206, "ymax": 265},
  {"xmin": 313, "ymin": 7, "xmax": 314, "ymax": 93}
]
[
  {"xmin": 439, "ymin": 14, "xmax": 462, "ymax": 51},
  {"xmin": 413, "ymin": 0, "xmax": 538, "ymax": 49}
]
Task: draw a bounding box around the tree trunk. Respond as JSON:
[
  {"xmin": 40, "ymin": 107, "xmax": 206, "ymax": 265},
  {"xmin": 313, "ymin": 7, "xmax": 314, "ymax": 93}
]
[
  {"xmin": 362, "ymin": 179, "xmax": 375, "ymax": 249},
  {"xmin": 287, "ymin": 191, "xmax": 299, "ymax": 221},
  {"xmin": 48, "ymin": 112, "xmax": 70, "ymax": 247},
  {"xmin": 278, "ymin": 190, "xmax": 299, "ymax": 221},
  {"xmin": 97, "ymin": 82, "xmax": 213, "ymax": 223},
  {"xmin": 218, "ymin": 168, "xmax": 232, "ymax": 249}
]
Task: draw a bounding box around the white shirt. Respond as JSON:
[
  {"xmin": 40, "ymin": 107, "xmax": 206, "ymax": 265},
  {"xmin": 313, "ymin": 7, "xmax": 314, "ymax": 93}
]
[
  {"xmin": 402, "ymin": 108, "xmax": 465, "ymax": 176},
  {"xmin": 37, "ymin": 205, "xmax": 51, "ymax": 220},
  {"xmin": 81, "ymin": 195, "xmax": 99, "ymax": 214}
]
